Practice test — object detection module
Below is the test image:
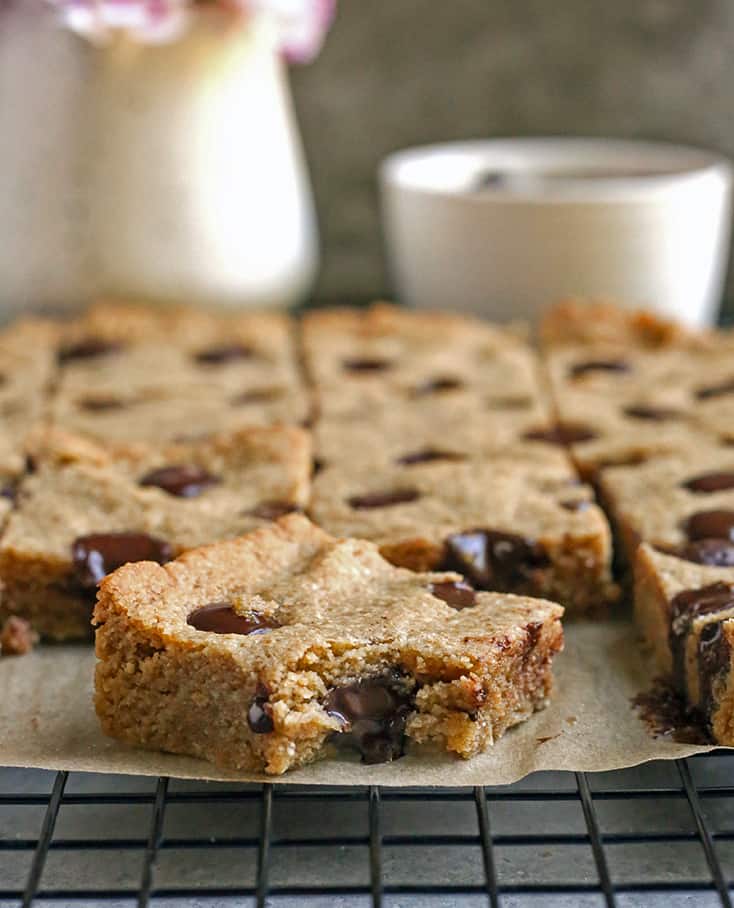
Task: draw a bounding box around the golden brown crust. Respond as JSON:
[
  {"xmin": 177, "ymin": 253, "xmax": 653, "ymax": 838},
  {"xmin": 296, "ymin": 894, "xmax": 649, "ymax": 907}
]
[{"xmin": 540, "ymin": 298, "xmax": 710, "ymax": 349}]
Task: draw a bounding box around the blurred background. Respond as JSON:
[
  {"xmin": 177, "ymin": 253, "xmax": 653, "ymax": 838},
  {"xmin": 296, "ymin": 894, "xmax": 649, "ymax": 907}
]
[
  {"xmin": 291, "ymin": 0, "xmax": 734, "ymax": 307},
  {"xmin": 3, "ymin": 0, "xmax": 734, "ymax": 316}
]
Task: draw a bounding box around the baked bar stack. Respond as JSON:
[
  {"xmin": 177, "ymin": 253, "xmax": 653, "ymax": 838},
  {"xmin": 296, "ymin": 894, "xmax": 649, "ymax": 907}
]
[
  {"xmin": 544, "ymin": 299, "xmax": 734, "ymax": 744},
  {"xmin": 304, "ymin": 304, "xmax": 616, "ymax": 612},
  {"xmin": 94, "ymin": 514, "xmax": 563, "ymax": 775}
]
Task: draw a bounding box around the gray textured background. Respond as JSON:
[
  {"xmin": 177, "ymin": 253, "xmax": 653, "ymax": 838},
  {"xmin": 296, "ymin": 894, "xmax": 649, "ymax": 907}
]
[{"xmin": 290, "ymin": 0, "xmax": 734, "ymax": 306}]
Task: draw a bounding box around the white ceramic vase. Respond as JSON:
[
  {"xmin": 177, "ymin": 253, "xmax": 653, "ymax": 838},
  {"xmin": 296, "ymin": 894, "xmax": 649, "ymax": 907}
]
[{"xmin": 0, "ymin": 5, "xmax": 318, "ymax": 312}]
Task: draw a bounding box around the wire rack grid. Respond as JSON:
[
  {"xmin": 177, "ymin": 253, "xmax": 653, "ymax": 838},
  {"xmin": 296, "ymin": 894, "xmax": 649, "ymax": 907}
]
[{"xmin": 2, "ymin": 752, "xmax": 734, "ymax": 907}]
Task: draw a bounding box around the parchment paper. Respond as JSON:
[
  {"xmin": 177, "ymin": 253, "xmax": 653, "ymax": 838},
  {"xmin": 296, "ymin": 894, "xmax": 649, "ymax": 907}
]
[{"xmin": 0, "ymin": 615, "xmax": 722, "ymax": 786}]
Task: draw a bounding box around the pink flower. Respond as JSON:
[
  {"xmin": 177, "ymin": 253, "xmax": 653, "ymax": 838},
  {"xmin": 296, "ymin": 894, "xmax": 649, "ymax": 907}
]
[{"xmin": 48, "ymin": 0, "xmax": 336, "ymax": 60}]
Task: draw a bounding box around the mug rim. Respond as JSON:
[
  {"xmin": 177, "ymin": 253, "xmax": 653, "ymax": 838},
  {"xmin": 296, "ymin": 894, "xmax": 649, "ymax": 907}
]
[{"xmin": 380, "ymin": 137, "xmax": 733, "ymax": 205}]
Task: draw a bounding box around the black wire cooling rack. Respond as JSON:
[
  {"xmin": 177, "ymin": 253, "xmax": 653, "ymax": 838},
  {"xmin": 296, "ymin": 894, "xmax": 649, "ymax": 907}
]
[{"xmin": 2, "ymin": 754, "xmax": 734, "ymax": 907}]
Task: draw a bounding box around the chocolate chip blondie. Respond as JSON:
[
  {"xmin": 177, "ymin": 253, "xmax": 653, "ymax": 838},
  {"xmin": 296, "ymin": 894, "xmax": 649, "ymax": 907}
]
[
  {"xmin": 310, "ymin": 455, "xmax": 615, "ymax": 611},
  {"xmin": 302, "ymin": 303, "xmax": 545, "ymax": 419},
  {"xmin": 93, "ymin": 514, "xmax": 563, "ymax": 775},
  {"xmin": 598, "ymin": 444, "xmax": 734, "ymax": 570},
  {"xmin": 0, "ymin": 317, "xmax": 59, "ymax": 485},
  {"xmin": 52, "ymin": 301, "xmax": 308, "ymax": 440},
  {"xmin": 635, "ymin": 543, "xmax": 734, "ymax": 746},
  {"xmin": 541, "ymin": 300, "xmax": 725, "ymax": 476},
  {"xmin": 0, "ymin": 425, "xmax": 311, "ymax": 640}
]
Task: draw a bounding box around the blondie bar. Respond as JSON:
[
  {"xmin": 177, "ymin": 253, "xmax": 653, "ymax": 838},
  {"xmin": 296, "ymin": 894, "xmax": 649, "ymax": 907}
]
[
  {"xmin": 0, "ymin": 317, "xmax": 58, "ymax": 483},
  {"xmin": 0, "ymin": 426, "xmax": 311, "ymax": 639},
  {"xmin": 310, "ymin": 455, "xmax": 616, "ymax": 611},
  {"xmin": 53, "ymin": 302, "xmax": 309, "ymax": 439},
  {"xmin": 302, "ymin": 303, "xmax": 545, "ymax": 419},
  {"xmin": 541, "ymin": 300, "xmax": 725, "ymax": 476},
  {"xmin": 635, "ymin": 543, "xmax": 734, "ymax": 745},
  {"xmin": 94, "ymin": 514, "xmax": 563, "ymax": 775},
  {"xmin": 599, "ymin": 445, "xmax": 734, "ymax": 569}
]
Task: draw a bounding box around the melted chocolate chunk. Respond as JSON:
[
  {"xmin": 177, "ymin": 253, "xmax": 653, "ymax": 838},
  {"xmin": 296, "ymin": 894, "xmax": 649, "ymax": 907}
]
[
  {"xmin": 246, "ymin": 501, "xmax": 302, "ymax": 521},
  {"xmin": 524, "ymin": 423, "xmax": 597, "ymax": 446},
  {"xmin": 324, "ymin": 670, "xmax": 413, "ymax": 764},
  {"xmin": 71, "ymin": 532, "xmax": 173, "ymax": 587},
  {"xmin": 140, "ymin": 464, "xmax": 220, "ymax": 498},
  {"xmin": 194, "ymin": 344, "xmax": 254, "ymax": 365},
  {"xmin": 79, "ymin": 396, "xmax": 126, "ymax": 412},
  {"xmin": 672, "ymin": 538, "xmax": 734, "ymax": 567},
  {"xmin": 684, "ymin": 510, "xmax": 734, "ymax": 542},
  {"xmin": 623, "ymin": 404, "xmax": 681, "ymax": 421},
  {"xmin": 669, "ymin": 582, "xmax": 734, "ymax": 691},
  {"xmin": 444, "ymin": 530, "xmax": 549, "ymax": 591},
  {"xmin": 487, "ymin": 395, "xmax": 534, "ymax": 410},
  {"xmin": 413, "ymin": 376, "xmax": 464, "ymax": 395},
  {"xmin": 699, "ymin": 620, "xmax": 732, "ymax": 723},
  {"xmin": 342, "ymin": 358, "xmax": 392, "ymax": 373},
  {"xmin": 187, "ymin": 602, "xmax": 280, "ymax": 636},
  {"xmin": 683, "ymin": 472, "xmax": 734, "ymax": 494},
  {"xmin": 560, "ymin": 499, "xmax": 591, "ymax": 512},
  {"xmin": 632, "ymin": 678, "xmax": 710, "ymax": 744},
  {"xmin": 396, "ymin": 449, "xmax": 465, "ymax": 466},
  {"xmin": 0, "ymin": 485, "xmax": 15, "ymax": 503},
  {"xmin": 232, "ymin": 387, "xmax": 284, "ymax": 405},
  {"xmin": 348, "ymin": 489, "xmax": 420, "ymax": 509},
  {"xmin": 247, "ymin": 684, "xmax": 274, "ymax": 734},
  {"xmin": 696, "ymin": 377, "xmax": 734, "ymax": 400},
  {"xmin": 430, "ymin": 580, "xmax": 476, "ymax": 610},
  {"xmin": 569, "ymin": 359, "xmax": 630, "ymax": 379},
  {"xmin": 58, "ymin": 338, "xmax": 123, "ymax": 363}
]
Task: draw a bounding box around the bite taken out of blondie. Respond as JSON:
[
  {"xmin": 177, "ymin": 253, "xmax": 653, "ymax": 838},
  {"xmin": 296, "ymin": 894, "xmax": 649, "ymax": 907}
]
[{"xmin": 94, "ymin": 514, "xmax": 564, "ymax": 775}]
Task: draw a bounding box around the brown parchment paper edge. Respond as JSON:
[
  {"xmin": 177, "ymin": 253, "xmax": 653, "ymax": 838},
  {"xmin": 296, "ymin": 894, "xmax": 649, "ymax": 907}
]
[{"xmin": 0, "ymin": 617, "xmax": 724, "ymax": 787}]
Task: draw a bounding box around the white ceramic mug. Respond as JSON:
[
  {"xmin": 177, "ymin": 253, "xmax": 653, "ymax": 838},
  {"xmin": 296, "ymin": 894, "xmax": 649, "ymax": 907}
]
[{"xmin": 380, "ymin": 138, "xmax": 733, "ymax": 326}]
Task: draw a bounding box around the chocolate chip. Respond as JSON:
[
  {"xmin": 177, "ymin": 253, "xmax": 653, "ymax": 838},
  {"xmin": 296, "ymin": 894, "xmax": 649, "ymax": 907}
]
[
  {"xmin": 58, "ymin": 338, "xmax": 123, "ymax": 363},
  {"xmin": 560, "ymin": 499, "xmax": 591, "ymax": 512},
  {"xmin": 670, "ymin": 582, "xmax": 734, "ymax": 691},
  {"xmin": 71, "ymin": 532, "xmax": 173, "ymax": 588},
  {"xmin": 430, "ymin": 580, "xmax": 477, "ymax": 609},
  {"xmin": 696, "ymin": 377, "xmax": 734, "ymax": 400},
  {"xmin": 684, "ymin": 510, "xmax": 734, "ymax": 542},
  {"xmin": 231, "ymin": 388, "xmax": 284, "ymax": 405},
  {"xmin": 194, "ymin": 344, "xmax": 254, "ymax": 364},
  {"xmin": 187, "ymin": 602, "xmax": 280, "ymax": 636},
  {"xmin": 672, "ymin": 539, "xmax": 734, "ymax": 567},
  {"xmin": 140, "ymin": 464, "xmax": 220, "ymax": 498},
  {"xmin": 342, "ymin": 358, "xmax": 392, "ymax": 373},
  {"xmin": 79, "ymin": 396, "xmax": 126, "ymax": 412},
  {"xmin": 699, "ymin": 619, "xmax": 731, "ymax": 722},
  {"xmin": 248, "ymin": 683, "xmax": 275, "ymax": 734},
  {"xmin": 524, "ymin": 423, "xmax": 597, "ymax": 445},
  {"xmin": 570, "ymin": 359, "xmax": 629, "ymax": 379},
  {"xmin": 397, "ymin": 449, "xmax": 465, "ymax": 466},
  {"xmin": 683, "ymin": 472, "xmax": 734, "ymax": 494},
  {"xmin": 348, "ymin": 489, "xmax": 420, "ymax": 509},
  {"xmin": 313, "ymin": 458, "xmax": 326, "ymax": 476},
  {"xmin": 324, "ymin": 670, "xmax": 413, "ymax": 764},
  {"xmin": 413, "ymin": 376, "xmax": 464, "ymax": 395},
  {"xmin": 624, "ymin": 405, "xmax": 681, "ymax": 421},
  {"xmin": 246, "ymin": 501, "xmax": 301, "ymax": 521},
  {"xmin": 444, "ymin": 530, "xmax": 549, "ymax": 591},
  {"xmin": 487, "ymin": 396, "xmax": 534, "ymax": 410}
]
